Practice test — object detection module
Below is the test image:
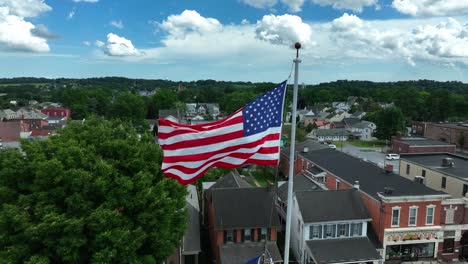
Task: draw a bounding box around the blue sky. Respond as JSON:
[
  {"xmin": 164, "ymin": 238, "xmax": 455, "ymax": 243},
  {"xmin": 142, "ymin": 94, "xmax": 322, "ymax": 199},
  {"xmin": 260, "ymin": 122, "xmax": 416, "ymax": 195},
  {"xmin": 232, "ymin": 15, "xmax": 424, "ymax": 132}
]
[{"xmin": 0, "ymin": 0, "xmax": 467, "ymax": 83}]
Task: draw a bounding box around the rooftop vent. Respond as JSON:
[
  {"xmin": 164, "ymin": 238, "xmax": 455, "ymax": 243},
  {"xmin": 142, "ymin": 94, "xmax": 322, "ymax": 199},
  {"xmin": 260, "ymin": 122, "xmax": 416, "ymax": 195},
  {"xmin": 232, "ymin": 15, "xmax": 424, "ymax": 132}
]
[
  {"xmin": 303, "ymin": 147, "xmax": 309, "ymax": 153},
  {"xmin": 354, "ymin": 181, "xmax": 360, "ymax": 190},
  {"xmin": 384, "ymin": 187, "xmax": 394, "ymax": 195},
  {"xmin": 442, "ymin": 158, "xmax": 455, "ymax": 167}
]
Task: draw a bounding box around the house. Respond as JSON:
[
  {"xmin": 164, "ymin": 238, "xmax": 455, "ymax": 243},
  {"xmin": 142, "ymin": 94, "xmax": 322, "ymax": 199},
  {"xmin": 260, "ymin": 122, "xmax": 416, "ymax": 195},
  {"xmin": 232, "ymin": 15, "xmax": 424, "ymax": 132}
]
[
  {"xmin": 40, "ymin": 107, "xmax": 71, "ymax": 119},
  {"xmin": 399, "ymin": 153, "xmax": 468, "ymax": 198},
  {"xmin": 276, "ymin": 173, "xmax": 324, "ymax": 220},
  {"xmin": 159, "ymin": 109, "xmax": 180, "ymax": 123},
  {"xmin": 391, "ymin": 137, "xmax": 456, "ymax": 154},
  {"xmin": 186, "ymin": 104, "xmax": 197, "ymax": 117},
  {"xmin": 167, "ymin": 185, "xmax": 201, "ymax": 264},
  {"xmin": 350, "ymin": 111, "xmax": 366, "ymax": 119},
  {"xmin": 332, "ymin": 102, "xmax": 350, "ymax": 111},
  {"xmin": 290, "ymin": 189, "xmax": 382, "ymax": 264},
  {"xmin": 11, "ymin": 109, "xmax": 49, "ymax": 130},
  {"xmin": 196, "ymin": 105, "xmax": 206, "ymax": 115},
  {"xmin": 349, "ymin": 121, "xmax": 376, "ymax": 141},
  {"xmin": 2, "ymin": 109, "xmax": 17, "ymax": 119},
  {"xmin": 206, "ymin": 186, "xmax": 282, "ymax": 263},
  {"xmin": 280, "ymin": 140, "xmax": 451, "ymax": 262},
  {"xmin": 205, "ymin": 103, "xmax": 220, "ymax": 118},
  {"xmin": 308, "ymin": 128, "xmax": 351, "ymax": 142}
]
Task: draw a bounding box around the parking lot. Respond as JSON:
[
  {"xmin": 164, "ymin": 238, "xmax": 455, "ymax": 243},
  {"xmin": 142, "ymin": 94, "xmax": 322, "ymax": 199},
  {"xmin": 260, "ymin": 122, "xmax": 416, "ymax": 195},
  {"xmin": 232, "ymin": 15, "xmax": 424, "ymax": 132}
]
[{"xmin": 337, "ymin": 144, "xmax": 400, "ymax": 173}]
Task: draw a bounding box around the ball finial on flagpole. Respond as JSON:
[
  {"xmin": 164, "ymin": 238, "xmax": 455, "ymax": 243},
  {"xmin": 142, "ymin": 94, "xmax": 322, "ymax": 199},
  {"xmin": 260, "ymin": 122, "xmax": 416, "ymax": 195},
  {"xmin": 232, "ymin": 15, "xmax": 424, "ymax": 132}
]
[{"xmin": 295, "ymin": 42, "xmax": 301, "ymax": 58}]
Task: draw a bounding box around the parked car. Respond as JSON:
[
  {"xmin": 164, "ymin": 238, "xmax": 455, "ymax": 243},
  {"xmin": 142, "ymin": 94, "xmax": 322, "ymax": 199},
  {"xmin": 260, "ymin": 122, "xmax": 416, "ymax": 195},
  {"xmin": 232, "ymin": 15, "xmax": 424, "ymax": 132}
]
[
  {"xmin": 328, "ymin": 144, "xmax": 337, "ymax": 149},
  {"xmin": 386, "ymin": 153, "xmax": 400, "ymax": 160}
]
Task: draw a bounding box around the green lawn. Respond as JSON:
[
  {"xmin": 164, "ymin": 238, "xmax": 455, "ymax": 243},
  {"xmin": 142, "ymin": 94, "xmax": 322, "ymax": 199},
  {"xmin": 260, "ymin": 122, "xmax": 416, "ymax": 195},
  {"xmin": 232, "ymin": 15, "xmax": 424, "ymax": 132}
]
[{"xmin": 249, "ymin": 166, "xmax": 276, "ymax": 187}]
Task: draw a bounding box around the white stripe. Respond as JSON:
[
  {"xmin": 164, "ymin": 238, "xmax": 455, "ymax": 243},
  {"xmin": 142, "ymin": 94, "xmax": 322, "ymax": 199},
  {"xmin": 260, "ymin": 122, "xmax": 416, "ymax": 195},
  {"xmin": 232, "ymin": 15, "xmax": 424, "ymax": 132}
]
[
  {"xmin": 158, "ymin": 111, "xmax": 242, "ymax": 134},
  {"xmin": 158, "ymin": 122, "xmax": 243, "ymax": 146},
  {"xmin": 162, "ymin": 126, "xmax": 281, "ymax": 157},
  {"xmin": 162, "ymin": 139, "xmax": 279, "ymax": 169},
  {"xmin": 164, "ymin": 152, "xmax": 279, "ymax": 180}
]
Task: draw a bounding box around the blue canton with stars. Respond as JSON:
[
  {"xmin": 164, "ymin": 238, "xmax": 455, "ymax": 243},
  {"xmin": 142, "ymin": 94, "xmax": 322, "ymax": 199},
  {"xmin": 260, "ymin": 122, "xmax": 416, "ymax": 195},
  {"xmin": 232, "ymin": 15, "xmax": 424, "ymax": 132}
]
[{"xmin": 243, "ymin": 81, "xmax": 287, "ymax": 136}]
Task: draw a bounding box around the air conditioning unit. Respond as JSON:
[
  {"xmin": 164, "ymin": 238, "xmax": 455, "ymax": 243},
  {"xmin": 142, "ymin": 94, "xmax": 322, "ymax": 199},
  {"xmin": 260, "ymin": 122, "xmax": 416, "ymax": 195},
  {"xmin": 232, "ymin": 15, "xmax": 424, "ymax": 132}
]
[{"xmin": 414, "ymin": 176, "xmax": 425, "ymax": 184}]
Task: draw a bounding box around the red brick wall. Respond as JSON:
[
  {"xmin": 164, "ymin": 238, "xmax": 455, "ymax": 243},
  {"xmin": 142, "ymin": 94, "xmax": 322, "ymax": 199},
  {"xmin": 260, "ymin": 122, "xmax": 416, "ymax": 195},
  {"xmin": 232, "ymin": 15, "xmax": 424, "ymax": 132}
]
[
  {"xmin": 279, "ymin": 153, "xmax": 308, "ymax": 178},
  {"xmin": 392, "ymin": 140, "xmax": 410, "ymax": 154},
  {"xmin": 441, "ymin": 203, "xmax": 468, "ymax": 225},
  {"xmin": 324, "ymin": 173, "xmax": 352, "ymax": 190},
  {"xmin": 360, "ymin": 193, "xmax": 384, "ymax": 240},
  {"xmin": 0, "ymin": 122, "xmax": 20, "ymax": 141},
  {"xmin": 424, "ymin": 124, "xmax": 468, "ymax": 150},
  {"xmin": 382, "ymin": 201, "xmax": 442, "ymax": 229},
  {"xmin": 411, "ymin": 121, "xmax": 426, "ymax": 136},
  {"xmin": 41, "ymin": 108, "xmax": 71, "ymax": 118},
  {"xmin": 270, "ymin": 227, "xmax": 277, "ymax": 241}
]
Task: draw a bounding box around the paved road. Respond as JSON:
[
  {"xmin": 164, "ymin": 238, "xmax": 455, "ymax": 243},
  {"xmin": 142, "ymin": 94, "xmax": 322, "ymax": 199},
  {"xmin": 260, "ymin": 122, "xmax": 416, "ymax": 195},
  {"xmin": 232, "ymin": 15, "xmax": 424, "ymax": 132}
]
[{"xmin": 337, "ymin": 144, "xmax": 400, "ymax": 173}]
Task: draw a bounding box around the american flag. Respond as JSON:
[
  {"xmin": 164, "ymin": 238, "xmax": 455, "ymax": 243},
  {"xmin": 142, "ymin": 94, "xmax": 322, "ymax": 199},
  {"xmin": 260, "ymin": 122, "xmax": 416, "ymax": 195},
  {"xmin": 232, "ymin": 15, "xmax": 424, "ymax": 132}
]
[{"xmin": 158, "ymin": 81, "xmax": 287, "ymax": 184}]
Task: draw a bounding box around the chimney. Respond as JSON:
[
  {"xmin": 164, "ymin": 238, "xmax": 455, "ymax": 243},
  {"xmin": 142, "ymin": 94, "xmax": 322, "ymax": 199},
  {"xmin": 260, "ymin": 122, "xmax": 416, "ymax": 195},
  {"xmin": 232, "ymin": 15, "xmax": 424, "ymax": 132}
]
[
  {"xmin": 385, "ymin": 164, "xmax": 394, "ymax": 173},
  {"xmin": 442, "ymin": 158, "xmax": 454, "ymax": 167},
  {"xmin": 384, "ymin": 187, "xmax": 394, "ymax": 195},
  {"xmin": 353, "ymin": 181, "xmax": 360, "ymax": 190}
]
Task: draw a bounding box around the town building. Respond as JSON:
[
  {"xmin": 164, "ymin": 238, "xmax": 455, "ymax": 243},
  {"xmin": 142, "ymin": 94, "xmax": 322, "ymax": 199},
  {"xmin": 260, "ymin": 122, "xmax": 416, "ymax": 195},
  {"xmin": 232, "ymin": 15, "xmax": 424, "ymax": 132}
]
[
  {"xmin": 290, "ymin": 189, "xmax": 382, "ymax": 263},
  {"xmin": 280, "ymin": 140, "xmax": 451, "ymax": 262},
  {"xmin": 308, "ymin": 128, "xmax": 351, "ymax": 142},
  {"xmin": 206, "ymin": 186, "xmax": 282, "ymax": 263},
  {"xmin": 167, "ymin": 185, "xmax": 201, "ymax": 264},
  {"xmin": 399, "ymin": 153, "xmax": 468, "ymax": 198},
  {"xmin": 412, "ymin": 122, "xmax": 468, "ymax": 150},
  {"xmin": 40, "ymin": 107, "xmax": 71, "ymax": 119},
  {"xmin": 391, "ymin": 137, "xmax": 456, "ymax": 154}
]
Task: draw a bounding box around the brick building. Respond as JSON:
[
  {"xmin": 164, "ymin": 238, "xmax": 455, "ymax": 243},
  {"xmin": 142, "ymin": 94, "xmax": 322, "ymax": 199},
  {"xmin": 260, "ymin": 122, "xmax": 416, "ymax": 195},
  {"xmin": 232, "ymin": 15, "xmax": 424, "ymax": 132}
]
[
  {"xmin": 416, "ymin": 122, "xmax": 468, "ymax": 150},
  {"xmin": 206, "ymin": 185, "xmax": 282, "ymax": 263},
  {"xmin": 280, "ymin": 140, "xmax": 451, "ymax": 262},
  {"xmin": 391, "ymin": 137, "xmax": 456, "ymax": 154},
  {"xmin": 41, "ymin": 107, "xmax": 71, "ymax": 119}
]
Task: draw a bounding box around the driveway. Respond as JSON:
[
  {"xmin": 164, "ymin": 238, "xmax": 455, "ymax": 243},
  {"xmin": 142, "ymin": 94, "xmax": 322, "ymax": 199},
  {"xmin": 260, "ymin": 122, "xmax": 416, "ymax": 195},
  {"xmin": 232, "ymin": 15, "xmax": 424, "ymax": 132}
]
[{"xmin": 337, "ymin": 144, "xmax": 400, "ymax": 173}]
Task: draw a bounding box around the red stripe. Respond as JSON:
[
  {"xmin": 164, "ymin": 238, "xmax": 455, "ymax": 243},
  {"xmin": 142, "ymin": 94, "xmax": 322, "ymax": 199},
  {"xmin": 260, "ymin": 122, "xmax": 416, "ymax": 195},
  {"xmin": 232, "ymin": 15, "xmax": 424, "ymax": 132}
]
[
  {"xmin": 162, "ymin": 133, "xmax": 280, "ymax": 163},
  {"xmin": 158, "ymin": 115, "xmax": 243, "ymax": 140},
  {"xmin": 163, "ymin": 158, "xmax": 279, "ymax": 185},
  {"xmin": 162, "ymin": 147, "xmax": 279, "ymax": 174},
  {"xmin": 161, "ymin": 130, "xmax": 245, "ymax": 150}
]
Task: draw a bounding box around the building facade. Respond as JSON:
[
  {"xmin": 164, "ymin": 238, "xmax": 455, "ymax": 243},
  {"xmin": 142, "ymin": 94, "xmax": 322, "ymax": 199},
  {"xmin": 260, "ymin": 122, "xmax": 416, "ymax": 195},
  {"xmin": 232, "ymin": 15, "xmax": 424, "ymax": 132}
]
[{"xmin": 392, "ymin": 137, "xmax": 456, "ymax": 154}]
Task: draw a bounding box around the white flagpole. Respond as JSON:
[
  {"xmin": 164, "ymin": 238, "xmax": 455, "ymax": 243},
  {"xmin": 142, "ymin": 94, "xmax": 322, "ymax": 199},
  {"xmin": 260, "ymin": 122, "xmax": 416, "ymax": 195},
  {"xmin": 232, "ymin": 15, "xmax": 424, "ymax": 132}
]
[{"xmin": 283, "ymin": 42, "xmax": 301, "ymax": 263}]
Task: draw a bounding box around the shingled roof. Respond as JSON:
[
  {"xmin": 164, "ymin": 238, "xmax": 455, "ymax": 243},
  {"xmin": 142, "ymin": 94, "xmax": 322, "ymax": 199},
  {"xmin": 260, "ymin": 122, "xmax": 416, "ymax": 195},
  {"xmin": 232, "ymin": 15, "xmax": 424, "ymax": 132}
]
[
  {"xmin": 211, "ymin": 187, "xmax": 280, "ymax": 230},
  {"xmin": 296, "ymin": 189, "xmax": 370, "ymax": 223}
]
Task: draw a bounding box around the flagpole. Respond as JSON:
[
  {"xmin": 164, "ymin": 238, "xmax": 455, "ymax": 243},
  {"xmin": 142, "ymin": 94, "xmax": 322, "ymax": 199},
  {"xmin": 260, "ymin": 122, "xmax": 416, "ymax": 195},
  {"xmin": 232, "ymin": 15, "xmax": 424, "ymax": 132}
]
[{"xmin": 283, "ymin": 42, "xmax": 301, "ymax": 263}]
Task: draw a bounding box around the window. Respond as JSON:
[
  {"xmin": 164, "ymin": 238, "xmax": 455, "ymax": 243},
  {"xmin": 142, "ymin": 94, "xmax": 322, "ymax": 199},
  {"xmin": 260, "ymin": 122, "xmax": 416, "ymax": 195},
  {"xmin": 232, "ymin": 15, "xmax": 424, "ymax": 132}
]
[
  {"xmin": 406, "ymin": 164, "xmax": 410, "ymax": 175},
  {"xmin": 350, "ymin": 223, "xmax": 362, "ymax": 236},
  {"xmin": 443, "ymin": 238, "xmax": 455, "ymax": 253},
  {"xmin": 441, "ymin": 177, "xmax": 446, "ymax": 189},
  {"xmin": 244, "ymin": 229, "xmax": 252, "ymax": 242},
  {"xmin": 309, "ymin": 225, "xmax": 322, "ymax": 239},
  {"xmin": 445, "ymin": 208, "xmax": 455, "ymax": 224},
  {"xmin": 260, "ymin": 228, "xmax": 268, "ymax": 241},
  {"xmin": 336, "ymin": 180, "xmax": 340, "ymax": 190},
  {"xmin": 422, "ymin": 169, "xmax": 426, "ymax": 177},
  {"xmin": 463, "ymin": 184, "xmax": 468, "ymax": 197},
  {"xmin": 338, "ymin": 224, "xmax": 349, "ymax": 237},
  {"xmin": 426, "ymin": 206, "xmax": 435, "ymax": 225},
  {"xmin": 409, "ymin": 207, "xmax": 418, "ymax": 226},
  {"xmin": 225, "ymin": 230, "xmax": 234, "ymax": 243},
  {"xmin": 392, "ymin": 207, "xmax": 400, "ymax": 227},
  {"xmin": 325, "ymin": 224, "xmax": 336, "ymax": 238}
]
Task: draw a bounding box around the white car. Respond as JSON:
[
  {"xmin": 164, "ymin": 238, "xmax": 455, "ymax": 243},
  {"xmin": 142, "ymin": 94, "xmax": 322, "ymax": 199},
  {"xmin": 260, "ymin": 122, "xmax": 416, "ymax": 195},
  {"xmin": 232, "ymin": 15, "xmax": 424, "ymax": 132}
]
[
  {"xmin": 386, "ymin": 154, "xmax": 400, "ymax": 160},
  {"xmin": 328, "ymin": 144, "xmax": 337, "ymax": 149}
]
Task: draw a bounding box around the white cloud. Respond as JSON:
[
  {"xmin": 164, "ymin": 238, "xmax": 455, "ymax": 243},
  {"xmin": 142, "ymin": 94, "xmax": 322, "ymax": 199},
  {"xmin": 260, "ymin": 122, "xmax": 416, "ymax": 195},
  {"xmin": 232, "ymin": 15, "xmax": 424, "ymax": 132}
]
[
  {"xmin": 31, "ymin": 24, "xmax": 58, "ymax": 39},
  {"xmin": 281, "ymin": 0, "xmax": 305, "ymax": 12},
  {"xmin": 392, "ymin": 0, "xmax": 468, "ymax": 17},
  {"xmin": 0, "ymin": 0, "xmax": 51, "ymax": 18},
  {"xmin": 82, "ymin": 41, "xmax": 91, "ymax": 46},
  {"xmin": 328, "ymin": 13, "xmax": 468, "ymax": 65},
  {"xmin": 311, "ymin": 0, "xmax": 377, "ymax": 12},
  {"xmin": 67, "ymin": 10, "xmax": 75, "ymax": 20},
  {"xmin": 95, "ymin": 40, "xmax": 104, "ymax": 47},
  {"xmin": 110, "ymin": 20, "xmax": 123, "ymax": 29},
  {"xmin": 255, "ymin": 14, "xmax": 314, "ymax": 47},
  {"xmin": 104, "ymin": 33, "xmax": 141, "ymax": 56},
  {"xmin": 0, "ymin": 7, "xmax": 50, "ymax": 52},
  {"xmin": 159, "ymin": 10, "xmax": 222, "ymax": 38},
  {"xmin": 241, "ymin": 0, "xmax": 277, "ymax": 9},
  {"xmin": 73, "ymin": 0, "xmax": 99, "ymax": 2}
]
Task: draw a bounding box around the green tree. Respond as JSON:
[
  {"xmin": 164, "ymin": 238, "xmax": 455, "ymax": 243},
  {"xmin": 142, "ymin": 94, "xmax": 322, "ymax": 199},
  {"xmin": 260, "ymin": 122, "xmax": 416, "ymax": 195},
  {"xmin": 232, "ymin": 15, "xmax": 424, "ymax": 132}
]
[
  {"xmin": 365, "ymin": 107, "xmax": 406, "ymax": 140},
  {"xmin": 151, "ymin": 89, "xmax": 178, "ymax": 116},
  {"xmin": 0, "ymin": 117, "xmax": 187, "ymax": 263},
  {"xmin": 108, "ymin": 93, "xmax": 147, "ymax": 128}
]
